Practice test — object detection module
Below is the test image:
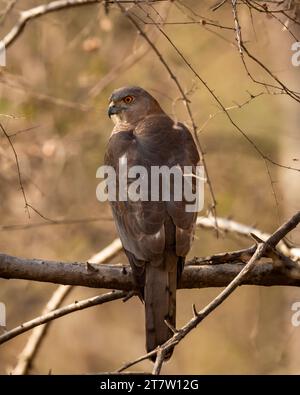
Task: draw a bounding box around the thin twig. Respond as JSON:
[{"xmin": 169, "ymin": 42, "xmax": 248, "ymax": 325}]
[
  {"xmin": 1, "ymin": 0, "xmax": 168, "ymax": 48},
  {"xmin": 0, "ymin": 122, "xmax": 29, "ymax": 217},
  {"xmin": 152, "ymin": 348, "xmax": 165, "ymax": 375},
  {"xmin": 211, "ymin": 0, "xmax": 227, "ymax": 12},
  {"xmin": 187, "ymin": 245, "xmax": 256, "ymax": 265},
  {"xmin": 232, "ymin": 0, "xmax": 243, "ymax": 53},
  {"xmin": 1, "ymin": 290, "xmax": 126, "ymax": 346},
  {"xmin": 0, "ymin": 216, "xmax": 113, "ymax": 231},
  {"xmin": 196, "ymin": 215, "xmax": 300, "ymax": 260}
]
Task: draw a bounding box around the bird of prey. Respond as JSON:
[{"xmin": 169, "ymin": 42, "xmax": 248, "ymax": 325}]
[{"xmin": 105, "ymin": 86, "xmax": 199, "ymax": 359}]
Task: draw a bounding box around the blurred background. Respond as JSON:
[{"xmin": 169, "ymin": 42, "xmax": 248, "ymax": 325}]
[{"xmin": 0, "ymin": 0, "xmax": 299, "ymax": 374}]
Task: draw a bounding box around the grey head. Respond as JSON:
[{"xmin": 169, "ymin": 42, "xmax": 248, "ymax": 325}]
[{"xmin": 108, "ymin": 86, "xmax": 163, "ymax": 126}]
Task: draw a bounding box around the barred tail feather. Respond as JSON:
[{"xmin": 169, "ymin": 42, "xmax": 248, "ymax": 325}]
[{"xmin": 144, "ymin": 253, "xmax": 177, "ymax": 361}]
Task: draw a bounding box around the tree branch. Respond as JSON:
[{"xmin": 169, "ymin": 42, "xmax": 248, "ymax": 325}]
[
  {"xmin": 1, "ymin": 0, "xmax": 167, "ymax": 48},
  {"xmin": 0, "ymin": 290, "xmax": 127, "ymax": 345},
  {"xmin": 2, "ymin": 0, "xmax": 99, "ymax": 48},
  {"xmin": 196, "ymin": 216, "xmax": 300, "ymax": 261},
  {"xmin": 1, "ymin": 213, "xmax": 299, "ymax": 291},
  {"xmin": 152, "ymin": 348, "xmax": 165, "ymax": 375},
  {"xmin": 1, "ymin": 252, "xmax": 300, "ymax": 290}
]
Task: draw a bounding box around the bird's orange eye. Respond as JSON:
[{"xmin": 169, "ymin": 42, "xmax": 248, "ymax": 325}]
[{"xmin": 123, "ymin": 96, "xmax": 134, "ymax": 104}]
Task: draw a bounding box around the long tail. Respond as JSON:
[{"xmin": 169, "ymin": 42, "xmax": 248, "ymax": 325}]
[{"xmin": 144, "ymin": 252, "xmax": 177, "ymax": 361}]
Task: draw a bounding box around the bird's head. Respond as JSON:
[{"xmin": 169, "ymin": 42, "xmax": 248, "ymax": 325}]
[{"xmin": 108, "ymin": 86, "xmax": 163, "ymax": 126}]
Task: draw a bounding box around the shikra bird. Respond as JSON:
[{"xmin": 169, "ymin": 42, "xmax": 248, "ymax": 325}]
[{"xmin": 104, "ymin": 86, "xmax": 199, "ymax": 360}]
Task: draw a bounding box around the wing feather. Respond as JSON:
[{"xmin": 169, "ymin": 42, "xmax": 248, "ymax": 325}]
[{"xmin": 104, "ymin": 115, "xmax": 200, "ymax": 263}]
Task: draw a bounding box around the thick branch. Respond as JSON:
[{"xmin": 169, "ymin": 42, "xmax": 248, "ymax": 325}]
[{"xmin": 1, "ymin": 253, "xmax": 299, "ymax": 289}]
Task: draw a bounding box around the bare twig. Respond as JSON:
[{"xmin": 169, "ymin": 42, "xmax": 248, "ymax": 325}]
[
  {"xmin": 176, "ymin": 0, "xmax": 218, "ymax": 23},
  {"xmin": 232, "ymin": 0, "xmax": 243, "ymax": 53},
  {"xmin": 1, "ymin": 290, "xmax": 126, "ymax": 346},
  {"xmin": 0, "ymin": 0, "xmax": 168, "ymax": 48},
  {"xmin": 0, "ymin": 216, "xmax": 113, "ymax": 231},
  {"xmin": 190, "ymin": 243, "xmax": 296, "ymax": 270},
  {"xmin": 231, "ymin": 1, "xmax": 300, "ymax": 104},
  {"xmin": 196, "ymin": 215, "xmax": 300, "ymax": 260},
  {"xmin": 152, "ymin": 348, "xmax": 165, "ymax": 375},
  {"xmin": 241, "ymin": 42, "xmax": 300, "ymax": 104},
  {"xmin": 187, "ymin": 245, "xmax": 256, "ymax": 265},
  {"xmin": 2, "ymin": 0, "xmax": 99, "ymax": 48},
  {"xmin": 211, "ymin": 0, "xmax": 228, "ymax": 12},
  {"xmin": 140, "ymin": 19, "xmax": 234, "ymax": 30},
  {"xmin": 0, "ymin": 122, "xmax": 29, "ymax": 216}
]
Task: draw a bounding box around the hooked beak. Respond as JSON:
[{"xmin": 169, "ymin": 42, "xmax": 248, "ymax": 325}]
[{"xmin": 108, "ymin": 102, "xmax": 120, "ymax": 118}]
